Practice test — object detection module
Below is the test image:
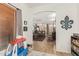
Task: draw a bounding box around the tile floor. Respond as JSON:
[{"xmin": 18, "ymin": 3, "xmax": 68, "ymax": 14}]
[
  {"xmin": 28, "ymin": 50, "xmax": 56, "ymax": 56},
  {"xmin": 32, "ymin": 37, "xmax": 71, "ymax": 56},
  {"xmin": 0, "ymin": 37, "xmax": 71, "ymax": 56},
  {"xmin": 33, "ymin": 37, "xmax": 56, "ymax": 54}
]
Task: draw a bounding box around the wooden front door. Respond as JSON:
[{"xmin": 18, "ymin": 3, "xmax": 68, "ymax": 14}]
[{"xmin": 0, "ymin": 4, "xmax": 16, "ymax": 51}]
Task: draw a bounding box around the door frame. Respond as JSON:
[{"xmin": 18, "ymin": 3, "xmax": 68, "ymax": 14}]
[{"xmin": 32, "ymin": 11, "xmax": 56, "ymax": 53}]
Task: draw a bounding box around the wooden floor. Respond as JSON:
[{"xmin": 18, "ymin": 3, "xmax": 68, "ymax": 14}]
[{"xmin": 33, "ymin": 37, "xmax": 71, "ymax": 56}]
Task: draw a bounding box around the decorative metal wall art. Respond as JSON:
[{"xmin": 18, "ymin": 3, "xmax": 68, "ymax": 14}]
[{"xmin": 60, "ymin": 16, "xmax": 74, "ymax": 30}]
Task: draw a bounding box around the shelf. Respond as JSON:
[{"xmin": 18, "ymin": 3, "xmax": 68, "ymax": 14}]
[
  {"xmin": 72, "ymin": 42, "xmax": 79, "ymax": 48},
  {"xmin": 71, "ymin": 52, "xmax": 78, "ymax": 56},
  {"xmin": 71, "ymin": 35, "xmax": 79, "ymax": 56},
  {"xmin": 71, "ymin": 36, "xmax": 79, "ymax": 40},
  {"xmin": 71, "ymin": 48, "xmax": 79, "ymax": 56}
]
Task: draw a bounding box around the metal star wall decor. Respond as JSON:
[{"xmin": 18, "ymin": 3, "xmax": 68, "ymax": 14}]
[{"xmin": 60, "ymin": 16, "xmax": 74, "ymax": 30}]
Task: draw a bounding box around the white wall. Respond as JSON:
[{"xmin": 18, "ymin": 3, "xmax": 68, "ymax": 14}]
[
  {"xmin": 10, "ymin": 3, "xmax": 33, "ymax": 45},
  {"xmin": 56, "ymin": 4, "xmax": 78, "ymax": 53},
  {"xmin": 77, "ymin": 4, "xmax": 79, "ymax": 31},
  {"xmin": 30, "ymin": 3, "xmax": 78, "ymax": 53},
  {"xmin": 7, "ymin": 3, "xmax": 79, "ymax": 53}
]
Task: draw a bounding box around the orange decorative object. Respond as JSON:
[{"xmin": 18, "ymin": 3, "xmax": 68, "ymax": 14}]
[{"xmin": 10, "ymin": 37, "xmax": 26, "ymax": 45}]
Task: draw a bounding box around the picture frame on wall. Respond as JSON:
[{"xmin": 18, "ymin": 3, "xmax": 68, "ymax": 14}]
[
  {"xmin": 24, "ymin": 20, "xmax": 27, "ymax": 25},
  {"xmin": 23, "ymin": 26, "xmax": 27, "ymax": 31}
]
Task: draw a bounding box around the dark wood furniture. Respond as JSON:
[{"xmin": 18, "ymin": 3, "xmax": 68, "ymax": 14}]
[
  {"xmin": 33, "ymin": 31, "xmax": 45, "ymax": 41},
  {"xmin": 71, "ymin": 36, "xmax": 79, "ymax": 56}
]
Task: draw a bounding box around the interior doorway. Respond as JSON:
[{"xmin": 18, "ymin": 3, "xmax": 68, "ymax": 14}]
[
  {"xmin": 33, "ymin": 11, "xmax": 56, "ymax": 54},
  {"xmin": 0, "ymin": 4, "xmax": 16, "ymax": 51}
]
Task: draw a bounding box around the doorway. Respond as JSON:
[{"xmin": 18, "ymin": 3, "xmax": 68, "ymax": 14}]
[
  {"xmin": 33, "ymin": 11, "xmax": 56, "ymax": 54},
  {"xmin": 0, "ymin": 4, "xmax": 16, "ymax": 51}
]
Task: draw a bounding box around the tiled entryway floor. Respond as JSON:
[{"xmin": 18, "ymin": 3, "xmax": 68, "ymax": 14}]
[
  {"xmin": 32, "ymin": 37, "xmax": 71, "ymax": 56},
  {"xmin": 28, "ymin": 50, "xmax": 56, "ymax": 56},
  {"xmin": 33, "ymin": 37, "xmax": 56, "ymax": 54},
  {"xmin": 28, "ymin": 50, "xmax": 71, "ymax": 56}
]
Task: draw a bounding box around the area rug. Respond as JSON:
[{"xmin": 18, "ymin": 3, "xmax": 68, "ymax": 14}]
[{"xmin": 28, "ymin": 50, "xmax": 56, "ymax": 56}]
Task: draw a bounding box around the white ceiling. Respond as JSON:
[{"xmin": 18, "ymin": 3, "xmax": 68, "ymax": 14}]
[
  {"xmin": 33, "ymin": 11, "xmax": 56, "ymax": 24},
  {"xmin": 26, "ymin": 3, "xmax": 56, "ymax": 24},
  {"xmin": 26, "ymin": 3, "xmax": 49, "ymax": 8}
]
